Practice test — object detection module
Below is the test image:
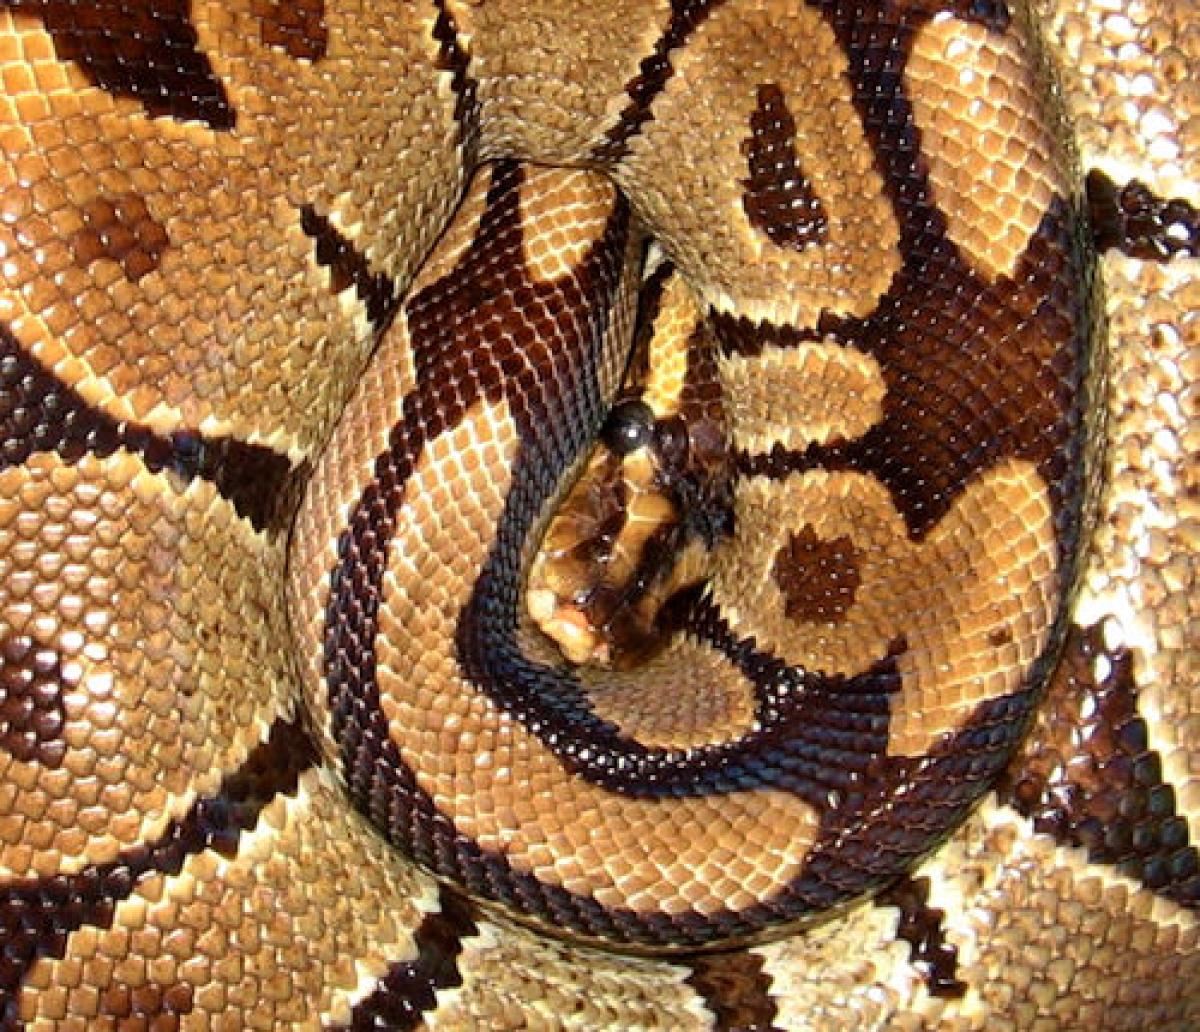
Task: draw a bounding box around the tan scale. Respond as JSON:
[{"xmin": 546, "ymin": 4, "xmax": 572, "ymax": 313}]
[
  {"xmin": 907, "ymin": 14, "xmax": 1070, "ymax": 282},
  {"xmin": 0, "ymin": 452, "xmax": 288, "ymax": 877},
  {"xmin": 571, "ymin": 637, "xmax": 761, "ymax": 752},
  {"xmin": 720, "ymin": 339, "xmax": 888, "ymax": 454},
  {"xmin": 614, "ymin": 0, "xmax": 903, "ymax": 326},
  {"xmin": 636, "ymin": 271, "xmax": 703, "ymax": 419}
]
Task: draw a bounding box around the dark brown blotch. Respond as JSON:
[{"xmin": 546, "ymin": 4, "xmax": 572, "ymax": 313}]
[
  {"xmin": 11, "ymin": 0, "xmax": 234, "ymax": 129},
  {"xmin": 1087, "ymin": 170, "xmax": 1200, "ymax": 261},
  {"xmin": 73, "ymin": 194, "xmax": 169, "ymax": 283},
  {"xmin": 331, "ymin": 886, "xmax": 478, "ymax": 1032},
  {"xmin": 772, "ymin": 525, "xmax": 862, "ymax": 624},
  {"xmin": 877, "ymin": 875, "xmax": 965, "ymax": 998},
  {"xmin": 253, "ymin": 0, "xmax": 328, "ymax": 61},
  {"xmin": 0, "ymin": 634, "xmax": 70, "ymax": 768},
  {"xmin": 741, "ymin": 83, "xmax": 828, "ymax": 251},
  {"xmin": 98, "ymin": 981, "xmax": 195, "ymax": 1028},
  {"xmin": 685, "ymin": 948, "xmax": 781, "ymax": 1032},
  {"xmin": 1001, "ymin": 622, "xmax": 1200, "ymax": 906}
]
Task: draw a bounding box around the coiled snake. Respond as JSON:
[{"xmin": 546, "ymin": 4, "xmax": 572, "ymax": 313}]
[{"xmin": 0, "ymin": 0, "xmax": 1197, "ymax": 1028}]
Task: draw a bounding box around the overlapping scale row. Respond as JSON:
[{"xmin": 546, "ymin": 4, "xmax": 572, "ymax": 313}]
[{"xmin": 0, "ymin": 0, "xmax": 1194, "ymax": 1027}]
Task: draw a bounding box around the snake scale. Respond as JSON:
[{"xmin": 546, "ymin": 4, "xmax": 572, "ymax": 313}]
[{"xmin": 0, "ymin": 0, "xmax": 1197, "ymax": 1028}]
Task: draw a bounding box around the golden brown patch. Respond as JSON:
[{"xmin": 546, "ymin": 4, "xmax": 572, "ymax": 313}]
[
  {"xmin": 906, "ymin": 15, "xmax": 1066, "ymax": 281},
  {"xmin": 712, "ymin": 460, "xmax": 1058, "ymax": 758},
  {"xmin": 452, "ymin": 0, "xmax": 674, "ymax": 162},
  {"xmin": 577, "ymin": 632, "xmax": 760, "ymax": 751},
  {"xmin": 639, "ymin": 271, "xmax": 702, "ymax": 418},
  {"xmin": 519, "ymin": 169, "xmax": 619, "ymax": 283},
  {"xmin": 720, "ymin": 340, "xmax": 886, "ymax": 454},
  {"xmin": 97, "ymin": 982, "xmax": 195, "ymax": 1027}
]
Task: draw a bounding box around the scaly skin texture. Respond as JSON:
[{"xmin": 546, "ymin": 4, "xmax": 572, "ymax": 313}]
[{"xmin": 0, "ymin": 1, "xmax": 1196, "ymax": 1029}]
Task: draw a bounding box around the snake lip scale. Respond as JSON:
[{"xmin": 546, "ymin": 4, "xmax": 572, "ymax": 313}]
[{"xmin": 0, "ymin": 0, "xmax": 1196, "ymax": 1029}]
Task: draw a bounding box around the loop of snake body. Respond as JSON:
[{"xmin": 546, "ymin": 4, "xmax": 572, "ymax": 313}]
[{"xmin": 0, "ymin": 0, "xmax": 1197, "ymax": 1028}]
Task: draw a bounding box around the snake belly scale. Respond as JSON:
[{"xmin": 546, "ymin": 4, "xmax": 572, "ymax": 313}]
[{"xmin": 0, "ymin": 0, "xmax": 1197, "ymax": 1029}]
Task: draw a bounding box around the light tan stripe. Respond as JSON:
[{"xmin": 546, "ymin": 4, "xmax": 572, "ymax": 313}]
[{"xmin": 641, "ymin": 273, "xmax": 703, "ymax": 419}]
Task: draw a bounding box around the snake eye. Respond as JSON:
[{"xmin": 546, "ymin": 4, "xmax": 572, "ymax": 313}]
[{"xmin": 601, "ymin": 398, "xmax": 656, "ymax": 455}]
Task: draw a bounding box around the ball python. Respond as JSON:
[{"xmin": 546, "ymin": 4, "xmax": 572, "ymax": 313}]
[{"xmin": 0, "ymin": 0, "xmax": 1196, "ymax": 1027}]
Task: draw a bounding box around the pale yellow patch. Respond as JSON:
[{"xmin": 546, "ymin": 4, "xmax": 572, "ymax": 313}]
[{"xmin": 519, "ymin": 167, "xmax": 617, "ymax": 284}]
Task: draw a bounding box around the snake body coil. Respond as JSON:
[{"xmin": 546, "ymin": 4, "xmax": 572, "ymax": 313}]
[{"xmin": 0, "ymin": 0, "xmax": 1197, "ymax": 1028}]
